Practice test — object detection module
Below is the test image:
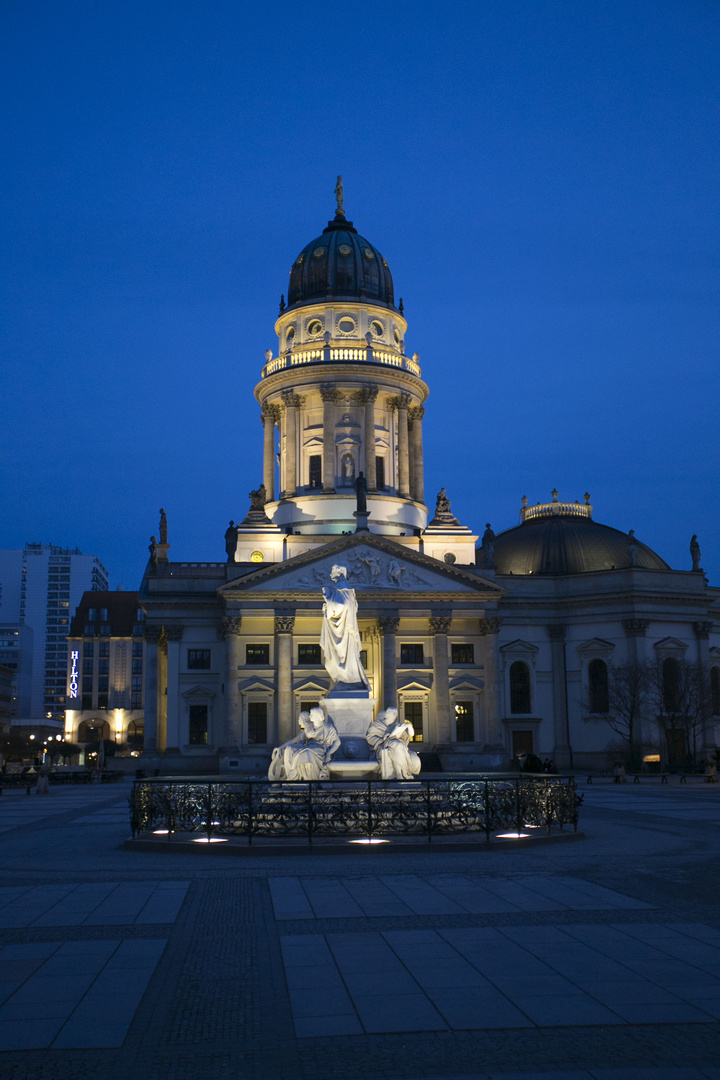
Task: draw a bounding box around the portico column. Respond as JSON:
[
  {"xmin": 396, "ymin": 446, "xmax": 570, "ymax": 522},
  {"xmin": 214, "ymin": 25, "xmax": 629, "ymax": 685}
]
[
  {"xmin": 320, "ymin": 387, "xmax": 339, "ymax": 492},
  {"xmin": 378, "ymin": 616, "xmax": 399, "ymax": 710},
  {"xmin": 548, "ymin": 624, "xmax": 572, "ymax": 769},
  {"xmin": 622, "ymin": 619, "xmax": 650, "ymax": 749},
  {"xmin": 163, "ymin": 627, "xmax": 183, "ymax": 753},
  {"xmin": 359, "ymin": 387, "xmax": 378, "ymax": 491},
  {"xmin": 430, "ymin": 615, "xmax": 452, "ymax": 745},
  {"xmin": 393, "ymin": 393, "xmax": 411, "ymax": 498},
  {"xmin": 480, "ymin": 617, "xmax": 504, "ymax": 748},
  {"xmin": 275, "ymin": 612, "xmax": 295, "ymax": 745},
  {"xmin": 222, "ymin": 616, "xmax": 242, "ymax": 750},
  {"xmin": 142, "ymin": 626, "xmax": 162, "ymax": 753},
  {"xmin": 261, "ymin": 404, "xmax": 278, "ymax": 502},
  {"xmin": 694, "ymin": 621, "xmax": 715, "ymax": 752},
  {"xmin": 408, "ymin": 405, "xmax": 425, "ymax": 504}
]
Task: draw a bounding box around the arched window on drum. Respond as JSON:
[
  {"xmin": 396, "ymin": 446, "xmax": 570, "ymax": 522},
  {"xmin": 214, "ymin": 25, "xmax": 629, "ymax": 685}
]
[
  {"xmin": 588, "ymin": 658, "xmax": 609, "ymax": 714},
  {"xmin": 509, "ymin": 661, "xmax": 531, "ymax": 714}
]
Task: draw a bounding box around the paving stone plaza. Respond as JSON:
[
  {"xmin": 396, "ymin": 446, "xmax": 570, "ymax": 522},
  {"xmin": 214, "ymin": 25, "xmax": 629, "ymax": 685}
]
[{"xmin": 1, "ymin": 779, "xmax": 720, "ymax": 1080}]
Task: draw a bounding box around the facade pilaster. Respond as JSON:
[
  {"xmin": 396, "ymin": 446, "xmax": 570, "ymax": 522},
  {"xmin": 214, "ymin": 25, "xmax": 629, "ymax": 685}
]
[
  {"xmin": 261, "ymin": 403, "xmax": 279, "ymax": 501},
  {"xmin": 164, "ymin": 627, "xmax": 183, "ymax": 752},
  {"xmin": 694, "ymin": 621, "xmax": 715, "ymax": 751},
  {"xmin": 320, "ymin": 387, "xmax": 339, "ymax": 492},
  {"xmin": 282, "ymin": 393, "xmax": 303, "ymax": 498},
  {"xmin": 142, "ymin": 625, "xmax": 162, "ymax": 753},
  {"xmin": 358, "ymin": 387, "xmax": 378, "ymax": 490},
  {"xmin": 378, "ymin": 616, "xmax": 399, "ymax": 710},
  {"xmin": 408, "ymin": 405, "xmax": 425, "ymax": 504},
  {"xmin": 222, "ymin": 616, "xmax": 242, "ymax": 750},
  {"xmin": 479, "ymin": 617, "xmax": 504, "ymax": 747},
  {"xmin": 548, "ymin": 624, "xmax": 572, "ymax": 769},
  {"xmin": 275, "ymin": 612, "xmax": 295, "ymax": 745},
  {"xmin": 430, "ymin": 614, "xmax": 452, "ymax": 745}
]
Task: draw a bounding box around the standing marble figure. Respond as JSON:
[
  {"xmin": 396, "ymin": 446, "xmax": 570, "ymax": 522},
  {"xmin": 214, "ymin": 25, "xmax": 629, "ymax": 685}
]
[{"xmin": 320, "ymin": 565, "xmax": 370, "ymax": 689}]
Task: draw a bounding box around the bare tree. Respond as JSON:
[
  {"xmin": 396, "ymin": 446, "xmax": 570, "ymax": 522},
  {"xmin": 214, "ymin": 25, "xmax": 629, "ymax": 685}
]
[
  {"xmin": 648, "ymin": 658, "xmax": 710, "ymax": 767},
  {"xmin": 583, "ymin": 660, "xmax": 652, "ymax": 771}
]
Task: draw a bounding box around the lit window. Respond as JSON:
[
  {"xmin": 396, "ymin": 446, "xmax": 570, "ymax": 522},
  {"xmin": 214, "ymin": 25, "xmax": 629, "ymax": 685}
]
[
  {"xmin": 455, "ymin": 701, "xmax": 474, "ymax": 742},
  {"xmin": 452, "ymin": 643, "xmax": 474, "ymax": 664},
  {"xmin": 246, "ymin": 644, "xmax": 269, "ymax": 664}
]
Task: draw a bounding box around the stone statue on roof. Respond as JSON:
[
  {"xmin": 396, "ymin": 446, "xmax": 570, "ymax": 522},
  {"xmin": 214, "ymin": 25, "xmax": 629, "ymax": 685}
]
[
  {"xmin": 159, "ymin": 509, "xmax": 168, "ymax": 544},
  {"xmin": 334, "ymin": 175, "xmax": 345, "ymax": 217},
  {"xmin": 690, "ymin": 534, "xmax": 702, "ymax": 572}
]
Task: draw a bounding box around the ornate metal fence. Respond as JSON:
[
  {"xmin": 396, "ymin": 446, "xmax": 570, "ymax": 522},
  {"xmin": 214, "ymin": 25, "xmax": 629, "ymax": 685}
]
[{"xmin": 129, "ymin": 775, "xmax": 578, "ymax": 845}]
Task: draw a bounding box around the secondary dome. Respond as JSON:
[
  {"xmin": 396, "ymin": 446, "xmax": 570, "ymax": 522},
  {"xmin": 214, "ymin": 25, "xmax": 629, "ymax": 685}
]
[
  {"xmin": 488, "ymin": 494, "xmax": 670, "ymax": 575},
  {"xmin": 286, "ymin": 212, "xmax": 396, "ymax": 311}
]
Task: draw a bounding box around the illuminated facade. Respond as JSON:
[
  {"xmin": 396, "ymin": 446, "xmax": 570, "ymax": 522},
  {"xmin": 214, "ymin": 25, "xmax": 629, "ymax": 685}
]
[
  {"xmin": 64, "ymin": 592, "xmax": 145, "ymax": 752},
  {"xmin": 137, "ymin": 194, "xmax": 720, "ymax": 772}
]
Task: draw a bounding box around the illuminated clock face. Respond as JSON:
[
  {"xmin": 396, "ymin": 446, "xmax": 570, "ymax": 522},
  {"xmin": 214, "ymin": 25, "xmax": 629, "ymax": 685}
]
[
  {"xmin": 313, "ymin": 246, "xmax": 326, "ymax": 258},
  {"xmin": 363, "ymin": 248, "xmax": 375, "ymax": 260},
  {"xmin": 250, "ymin": 551, "xmax": 264, "ymax": 563},
  {"xmin": 338, "ymin": 244, "xmax": 352, "ymax": 255}
]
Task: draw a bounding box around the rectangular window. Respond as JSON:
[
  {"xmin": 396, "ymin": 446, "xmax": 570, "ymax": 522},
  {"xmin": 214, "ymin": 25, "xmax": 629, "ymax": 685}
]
[
  {"xmin": 98, "ymin": 693, "xmax": 109, "ymax": 709},
  {"xmin": 132, "ymin": 624, "xmax": 144, "ymax": 636},
  {"xmin": 400, "ymin": 643, "xmax": 424, "ymax": 664},
  {"xmin": 84, "ymin": 642, "xmax": 94, "ymax": 658},
  {"xmin": 376, "ymin": 455, "xmax": 385, "ymax": 490},
  {"xmin": 132, "ymin": 642, "xmax": 143, "ymax": 657},
  {"xmin": 99, "ymin": 609, "xmax": 108, "ymax": 622},
  {"xmin": 88, "ymin": 609, "xmax": 97, "ymax": 622},
  {"xmin": 99, "ymin": 642, "xmax": 110, "ymax": 658},
  {"xmin": 82, "ymin": 693, "xmax": 93, "ymax": 710},
  {"xmin": 131, "ymin": 659, "xmax": 143, "ymax": 674},
  {"xmin": 187, "ymin": 649, "xmax": 211, "ymax": 670},
  {"xmin": 309, "ymin": 455, "xmax": 322, "ymax": 489},
  {"xmin": 98, "ymin": 659, "xmax": 109, "ymax": 675},
  {"xmin": 298, "ymin": 643, "xmax": 321, "ymax": 664},
  {"xmin": 100, "ymin": 624, "xmax": 111, "ymax": 635},
  {"xmin": 131, "ymin": 693, "xmax": 142, "ymax": 709},
  {"xmin": 360, "ymin": 649, "xmax": 368, "ymax": 668},
  {"xmin": 404, "ymin": 701, "xmax": 424, "ymax": 742},
  {"xmin": 247, "ymin": 701, "xmax": 268, "ymax": 744},
  {"xmin": 84, "ymin": 624, "xmax": 94, "ymax": 636},
  {"xmin": 83, "ymin": 676, "xmax": 94, "ymax": 693},
  {"xmin": 131, "ymin": 676, "xmax": 142, "ymax": 692},
  {"xmin": 189, "ymin": 704, "xmax": 208, "ymax": 745},
  {"xmin": 83, "ymin": 659, "xmax": 94, "ymax": 675},
  {"xmin": 455, "ymin": 700, "xmax": 474, "ymax": 742},
  {"xmin": 246, "ymin": 643, "xmax": 270, "ymax": 664},
  {"xmin": 300, "ymin": 700, "xmax": 319, "ymax": 713},
  {"xmin": 98, "ymin": 676, "xmax": 109, "ymax": 692},
  {"xmin": 451, "ymin": 643, "xmax": 475, "ymax": 665}
]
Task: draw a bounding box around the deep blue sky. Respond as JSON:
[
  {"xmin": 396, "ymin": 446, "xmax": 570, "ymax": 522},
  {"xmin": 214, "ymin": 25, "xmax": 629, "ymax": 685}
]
[{"xmin": 2, "ymin": 0, "xmax": 718, "ymax": 589}]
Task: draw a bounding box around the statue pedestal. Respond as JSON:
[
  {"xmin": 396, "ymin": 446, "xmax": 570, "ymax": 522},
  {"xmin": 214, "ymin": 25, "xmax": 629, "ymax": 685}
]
[{"xmin": 321, "ymin": 694, "xmax": 376, "ymax": 735}]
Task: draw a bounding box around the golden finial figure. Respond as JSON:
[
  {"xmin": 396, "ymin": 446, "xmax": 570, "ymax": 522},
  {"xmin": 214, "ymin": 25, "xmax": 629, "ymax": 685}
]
[{"xmin": 334, "ymin": 175, "xmax": 345, "ymax": 218}]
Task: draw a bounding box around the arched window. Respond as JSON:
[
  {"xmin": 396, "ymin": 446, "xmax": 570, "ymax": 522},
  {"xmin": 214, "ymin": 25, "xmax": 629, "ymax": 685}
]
[
  {"xmin": 711, "ymin": 666, "xmax": 720, "ymax": 717},
  {"xmin": 662, "ymin": 657, "xmax": 680, "ymax": 713},
  {"xmin": 588, "ymin": 659, "xmax": 609, "ymax": 714},
  {"xmin": 509, "ymin": 661, "xmax": 531, "ymax": 714}
]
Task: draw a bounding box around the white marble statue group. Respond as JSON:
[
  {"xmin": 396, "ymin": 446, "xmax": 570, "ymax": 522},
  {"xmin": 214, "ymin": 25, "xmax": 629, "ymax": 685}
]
[
  {"xmin": 267, "ymin": 562, "xmax": 421, "ymax": 782},
  {"xmin": 268, "ymin": 705, "xmax": 421, "ymax": 782}
]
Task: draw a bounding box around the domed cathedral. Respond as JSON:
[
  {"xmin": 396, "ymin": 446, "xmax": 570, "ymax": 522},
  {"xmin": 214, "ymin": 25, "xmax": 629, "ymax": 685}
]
[
  {"xmin": 132, "ymin": 185, "xmax": 720, "ymax": 775},
  {"xmin": 483, "ymin": 491, "xmax": 720, "ymax": 770}
]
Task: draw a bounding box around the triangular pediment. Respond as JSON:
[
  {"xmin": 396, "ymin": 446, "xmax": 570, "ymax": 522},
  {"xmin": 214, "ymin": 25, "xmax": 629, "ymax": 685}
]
[
  {"xmin": 219, "ymin": 533, "xmax": 504, "ymax": 598},
  {"xmin": 653, "ymin": 637, "xmax": 689, "ymax": 653},
  {"xmin": 500, "ymin": 639, "xmax": 539, "ymax": 655},
  {"xmin": 181, "ymin": 684, "xmax": 217, "ymax": 700},
  {"xmin": 576, "ymin": 638, "xmax": 616, "ymax": 654}
]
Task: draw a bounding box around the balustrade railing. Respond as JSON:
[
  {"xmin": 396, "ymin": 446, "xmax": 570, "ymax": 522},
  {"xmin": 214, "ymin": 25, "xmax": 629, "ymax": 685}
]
[
  {"xmin": 129, "ymin": 774, "xmax": 578, "ymax": 845},
  {"xmin": 260, "ymin": 346, "xmax": 422, "ymax": 380}
]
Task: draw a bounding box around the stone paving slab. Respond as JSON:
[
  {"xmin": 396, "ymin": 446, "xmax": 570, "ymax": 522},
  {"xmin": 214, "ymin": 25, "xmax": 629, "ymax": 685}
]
[
  {"xmin": 269, "ymin": 873, "xmax": 652, "ymax": 921},
  {"xmin": 0, "ymin": 938, "xmax": 166, "ymax": 1050},
  {"xmin": 0, "ymin": 880, "xmax": 189, "ymax": 927}
]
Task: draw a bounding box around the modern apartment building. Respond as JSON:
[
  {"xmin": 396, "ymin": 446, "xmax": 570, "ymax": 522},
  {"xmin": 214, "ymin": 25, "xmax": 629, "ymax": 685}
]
[{"xmin": 0, "ymin": 544, "xmax": 108, "ymax": 725}]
